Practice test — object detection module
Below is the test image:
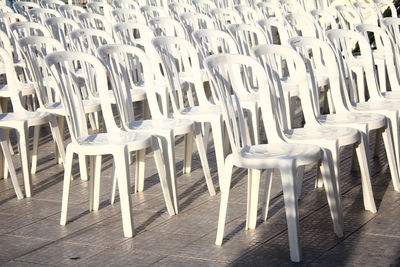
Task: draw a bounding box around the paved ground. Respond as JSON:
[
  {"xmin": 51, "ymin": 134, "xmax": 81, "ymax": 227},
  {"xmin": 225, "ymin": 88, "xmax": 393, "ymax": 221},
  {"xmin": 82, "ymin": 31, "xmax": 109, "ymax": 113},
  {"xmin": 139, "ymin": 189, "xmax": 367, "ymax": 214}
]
[{"xmin": 0, "ymin": 113, "xmax": 400, "ymax": 266}]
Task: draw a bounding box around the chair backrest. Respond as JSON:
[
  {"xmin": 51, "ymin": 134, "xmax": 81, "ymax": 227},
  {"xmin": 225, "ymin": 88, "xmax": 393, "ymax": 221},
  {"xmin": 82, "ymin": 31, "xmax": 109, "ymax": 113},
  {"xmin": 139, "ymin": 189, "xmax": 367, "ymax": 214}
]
[
  {"xmin": 210, "ymin": 8, "xmax": 242, "ymax": 30},
  {"xmin": 169, "ymin": 3, "xmax": 196, "ymax": 20},
  {"xmin": 311, "ymin": 9, "xmax": 338, "ymax": 36},
  {"xmin": 356, "ymin": 23, "xmax": 400, "ymax": 92},
  {"xmin": 234, "ymin": 5, "xmax": 260, "ymax": 24},
  {"xmin": 257, "ymin": 18, "xmax": 291, "ymax": 46},
  {"xmin": 69, "ymin": 28, "xmax": 113, "ymax": 56},
  {"xmin": 18, "ymin": 36, "xmax": 65, "ymax": 109},
  {"xmin": 326, "ymin": 29, "xmax": 382, "ymax": 102},
  {"xmin": 13, "ymin": 1, "xmax": 41, "ymax": 17},
  {"xmin": 0, "ymin": 47, "xmax": 27, "ymax": 112},
  {"xmin": 285, "ymin": 13, "xmax": 321, "ymax": 38},
  {"xmin": 140, "ymin": 6, "xmax": 170, "ymax": 22},
  {"xmin": 335, "ymin": 5, "xmax": 362, "ymax": 30},
  {"xmin": 10, "ymin": 21, "xmax": 51, "ymax": 40},
  {"xmin": 0, "ymin": 30, "xmax": 13, "ymax": 53},
  {"xmin": 256, "ymin": 2, "xmax": 284, "ymax": 22},
  {"xmin": 28, "ymin": 7, "xmax": 61, "ymax": 24},
  {"xmin": 40, "ymin": 0, "xmax": 65, "ymax": 9},
  {"xmin": 252, "ymin": 44, "xmax": 320, "ymax": 129},
  {"xmin": 45, "ymin": 17, "xmax": 80, "ymax": 50},
  {"xmin": 112, "ymin": 0, "xmax": 140, "ymax": 10},
  {"xmin": 87, "ymin": 2, "xmax": 114, "ymax": 23},
  {"xmin": 192, "ymin": 29, "xmax": 239, "ymax": 62},
  {"xmin": 45, "ymin": 51, "xmax": 118, "ymax": 143},
  {"xmin": 112, "ymin": 8, "xmax": 146, "ymax": 23},
  {"xmin": 192, "ymin": 0, "xmax": 217, "ymax": 14},
  {"xmin": 149, "ymin": 17, "xmax": 186, "ymax": 38},
  {"xmin": 180, "ymin": 12, "xmax": 214, "ymax": 41},
  {"xmin": 353, "ymin": 1, "xmax": 380, "ymax": 25},
  {"xmin": 78, "ymin": 12, "xmax": 113, "ymax": 35},
  {"xmin": 289, "ymin": 36, "xmax": 351, "ymax": 114},
  {"xmin": 227, "ymin": 23, "xmax": 268, "ymax": 55},
  {"xmin": 374, "ymin": 0, "xmax": 397, "ymax": 18},
  {"xmin": 0, "ymin": 5, "xmax": 13, "ymax": 13},
  {"xmin": 59, "ymin": 4, "xmax": 87, "ymax": 21},
  {"xmin": 97, "ymin": 44, "xmax": 165, "ymax": 129},
  {"xmin": 151, "ymin": 36, "xmax": 210, "ymax": 114},
  {"xmin": 382, "ymin": 17, "xmax": 400, "ymax": 45}
]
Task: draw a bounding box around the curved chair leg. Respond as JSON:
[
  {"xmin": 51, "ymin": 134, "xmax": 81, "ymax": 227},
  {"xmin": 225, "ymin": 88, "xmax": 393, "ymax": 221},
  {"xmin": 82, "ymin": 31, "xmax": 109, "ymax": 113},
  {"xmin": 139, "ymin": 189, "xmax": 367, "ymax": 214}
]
[
  {"xmin": 246, "ymin": 169, "xmax": 261, "ymax": 230},
  {"xmin": 49, "ymin": 116, "xmax": 66, "ymax": 166},
  {"xmin": 78, "ymin": 155, "xmax": 88, "ymax": 181},
  {"xmin": 215, "ymin": 154, "xmax": 234, "ymax": 246},
  {"xmin": 152, "ymin": 139, "xmax": 175, "ymax": 216},
  {"xmin": 60, "ymin": 146, "xmax": 74, "ymax": 226},
  {"xmin": 381, "ymin": 125, "xmax": 400, "ymax": 191},
  {"xmin": 16, "ymin": 123, "xmax": 31, "ymax": 197},
  {"xmin": 194, "ymin": 123, "xmax": 215, "ymax": 196},
  {"xmin": 114, "ymin": 147, "xmax": 134, "ymax": 238},
  {"xmin": 355, "ymin": 135, "xmax": 377, "ymax": 213},
  {"xmin": 320, "ymin": 149, "xmax": 343, "ymax": 237},
  {"xmin": 183, "ymin": 132, "xmax": 193, "ymax": 174},
  {"xmin": 262, "ymin": 169, "xmax": 273, "ymax": 221},
  {"xmin": 30, "ymin": 125, "xmax": 40, "ymax": 174},
  {"xmin": 280, "ymin": 163, "xmax": 301, "ymax": 263},
  {"xmin": 211, "ymin": 116, "xmax": 225, "ymax": 186}
]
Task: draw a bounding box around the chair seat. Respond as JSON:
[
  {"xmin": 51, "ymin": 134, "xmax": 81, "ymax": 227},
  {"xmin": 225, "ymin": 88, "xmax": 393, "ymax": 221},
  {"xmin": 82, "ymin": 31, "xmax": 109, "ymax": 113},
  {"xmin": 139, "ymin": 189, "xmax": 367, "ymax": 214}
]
[
  {"xmin": 281, "ymin": 77, "xmax": 300, "ymax": 96},
  {"xmin": 0, "ymin": 111, "xmax": 50, "ymax": 127},
  {"xmin": 106, "ymin": 89, "xmax": 147, "ymax": 103},
  {"xmin": 127, "ymin": 118, "xmax": 194, "ymax": 136},
  {"xmin": 318, "ymin": 112, "xmax": 386, "ymax": 130},
  {"xmin": 180, "ymin": 104, "xmax": 221, "ymax": 119},
  {"xmin": 355, "ymin": 100, "xmax": 400, "ymax": 111},
  {"xmin": 284, "ymin": 126, "xmax": 360, "ymax": 146},
  {"xmin": 43, "ymin": 99, "xmax": 101, "ymax": 115},
  {"xmin": 76, "ymin": 131, "xmax": 152, "ymax": 151},
  {"xmin": 381, "ymin": 91, "xmax": 400, "ymax": 99},
  {"xmin": 0, "ymin": 82, "xmax": 36, "ymax": 97},
  {"xmin": 238, "ymin": 143, "xmax": 321, "ymax": 168}
]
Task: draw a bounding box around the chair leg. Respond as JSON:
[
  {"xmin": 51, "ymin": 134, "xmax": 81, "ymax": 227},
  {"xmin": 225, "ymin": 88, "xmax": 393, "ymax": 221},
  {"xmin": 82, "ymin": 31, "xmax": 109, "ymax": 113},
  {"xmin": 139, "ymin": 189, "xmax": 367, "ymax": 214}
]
[
  {"xmin": 280, "ymin": 164, "xmax": 301, "ymax": 263},
  {"xmin": 194, "ymin": 124, "xmax": 215, "ymax": 196},
  {"xmin": 246, "ymin": 169, "xmax": 261, "ymax": 230},
  {"xmin": 381, "ymin": 125, "xmax": 400, "ymax": 192},
  {"xmin": 158, "ymin": 131, "xmax": 178, "ymax": 213},
  {"xmin": 60, "ymin": 146, "xmax": 74, "ymax": 225},
  {"xmin": 110, "ymin": 163, "xmax": 117, "ymax": 204},
  {"xmin": 182, "ymin": 132, "xmax": 193, "ymax": 174},
  {"xmin": 78, "ymin": 155, "xmax": 88, "ymax": 181},
  {"xmin": 135, "ymin": 149, "xmax": 146, "ymax": 192},
  {"xmin": 211, "ymin": 116, "xmax": 225, "ymax": 186},
  {"xmin": 30, "ymin": 125, "xmax": 40, "ymax": 175},
  {"xmin": 114, "ymin": 147, "xmax": 134, "ymax": 238},
  {"xmin": 355, "ymin": 135, "xmax": 377, "ymax": 213},
  {"xmin": 16, "ymin": 124, "xmax": 31, "ymax": 197},
  {"xmin": 0, "ymin": 132, "xmax": 23, "ymax": 199},
  {"xmin": 215, "ymin": 155, "xmax": 234, "ymax": 246},
  {"xmin": 49, "ymin": 117, "xmax": 66, "ymax": 166},
  {"xmin": 55, "ymin": 116, "xmax": 65, "ymax": 165},
  {"xmin": 262, "ymin": 169, "xmax": 273, "ymax": 221},
  {"xmin": 295, "ymin": 166, "xmax": 305, "ymax": 200},
  {"xmin": 152, "ymin": 139, "xmax": 175, "ymax": 216},
  {"xmin": 92, "ymin": 155, "xmax": 102, "ymax": 211},
  {"xmin": 320, "ymin": 149, "xmax": 343, "ymax": 238}
]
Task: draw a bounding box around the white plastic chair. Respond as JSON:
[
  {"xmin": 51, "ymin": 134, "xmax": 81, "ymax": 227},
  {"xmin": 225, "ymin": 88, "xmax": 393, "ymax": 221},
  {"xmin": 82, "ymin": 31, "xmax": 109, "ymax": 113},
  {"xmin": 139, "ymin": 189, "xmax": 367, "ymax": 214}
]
[
  {"xmin": 148, "ymin": 17, "xmax": 187, "ymax": 38},
  {"xmin": 70, "ymin": 28, "xmax": 113, "ymax": 54},
  {"xmin": 234, "ymin": 5, "xmax": 261, "ymax": 25},
  {"xmin": 0, "ymin": 13, "xmax": 28, "ymax": 64},
  {"xmin": 0, "ymin": 47, "xmax": 65, "ymax": 197},
  {"xmin": 192, "ymin": 0, "xmax": 217, "ymax": 14},
  {"xmin": 28, "ymin": 7, "xmax": 61, "ymax": 24},
  {"xmin": 227, "ymin": 23, "xmax": 268, "ymax": 55},
  {"xmin": 179, "ymin": 12, "xmax": 214, "ymax": 42},
  {"xmin": 311, "ymin": 9, "xmax": 338, "ymax": 37},
  {"xmin": 285, "ymin": 13, "xmax": 322, "ymax": 38},
  {"xmin": 335, "ymin": 5, "xmax": 362, "ymax": 30},
  {"xmin": 353, "ymin": 1, "xmax": 380, "ymax": 25},
  {"xmin": 252, "ymin": 44, "xmax": 377, "ymax": 213},
  {"xmin": 40, "ymin": 0, "xmax": 65, "ymax": 9},
  {"xmin": 13, "ymin": 1, "xmax": 40, "ymax": 17},
  {"xmin": 327, "ymin": 29, "xmax": 400, "ymax": 177},
  {"xmin": 152, "ymin": 36, "xmax": 226, "ymax": 184},
  {"xmin": 58, "ymin": 4, "xmax": 87, "ymax": 21},
  {"xmin": 140, "ymin": 6, "xmax": 170, "ymax": 22},
  {"xmin": 290, "ymin": 35, "xmax": 400, "ymax": 192},
  {"xmin": 374, "ymin": 0, "xmax": 397, "ymax": 18},
  {"xmin": 97, "ymin": 44, "xmax": 215, "ymax": 213},
  {"xmin": 257, "ymin": 18, "xmax": 292, "ymax": 46},
  {"xmin": 45, "ymin": 17, "xmax": 80, "ymax": 50},
  {"xmin": 112, "ymin": 0, "xmax": 140, "ymax": 9},
  {"xmin": 78, "ymin": 13, "xmax": 113, "ymax": 36},
  {"xmin": 256, "ymin": 2, "xmax": 284, "ymax": 22},
  {"xmin": 10, "ymin": 21, "xmax": 51, "ymax": 41},
  {"xmin": 111, "ymin": 8, "xmax": 146, "ymax": 24},
  {"xmin": 45, "ymin": 50, "xmax": 174, "ymax": 237},
  {"xmin": 0, "ymin": 5, "xmax": 13, "ymax": 12},
  {"xmin": 210, "ymin": 8, "xmax": 242, "ymax": 30},
  {"xmin": 87, "ymin": 2, "xmax": 114, "ymax": 23},
  {"xmin": 168, "ymin": 3, "xmax": 196, "ymax": 20},
  {"xmin": 204, "ymin": 53, "xmax": 341, "ymax": 262}
]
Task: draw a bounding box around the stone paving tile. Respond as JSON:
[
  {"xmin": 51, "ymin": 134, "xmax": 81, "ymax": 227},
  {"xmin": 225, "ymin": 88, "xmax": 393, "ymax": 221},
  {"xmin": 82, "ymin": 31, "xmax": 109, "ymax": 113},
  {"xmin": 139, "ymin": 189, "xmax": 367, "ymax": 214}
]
[
  {"xmin": 0, "ymin": 213, "xmax": 41, "ymax": 235},
  {"xmin": 77, "ymin": 249, "xmax": 165, "ymax": 267},
  {"xmin": 16, "ymin": 241, "xmax": 103, "ymax": 266},
  {"xmin": 152, "ymin": 256, "xmax": 225, "ymax": 267},
  {"xmin": 1, "ymin": 260, "xmax": 51, "ymax": 266}
]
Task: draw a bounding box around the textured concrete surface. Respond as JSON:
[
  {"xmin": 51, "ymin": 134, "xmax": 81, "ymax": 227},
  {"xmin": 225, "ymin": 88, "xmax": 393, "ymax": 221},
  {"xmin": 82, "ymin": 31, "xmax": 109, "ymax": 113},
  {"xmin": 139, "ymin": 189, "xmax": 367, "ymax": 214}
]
[{"xmin": 0, "ymin": 110, "xmax": 399, "ymax": 266}]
